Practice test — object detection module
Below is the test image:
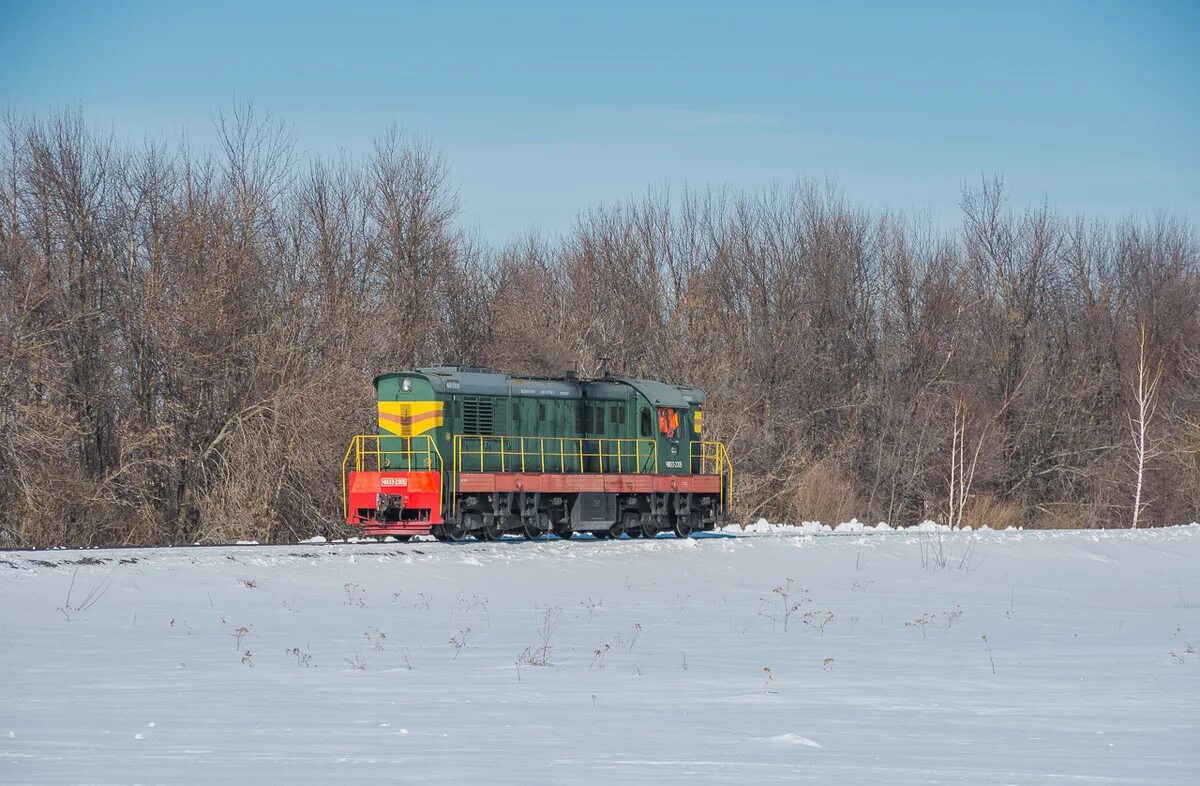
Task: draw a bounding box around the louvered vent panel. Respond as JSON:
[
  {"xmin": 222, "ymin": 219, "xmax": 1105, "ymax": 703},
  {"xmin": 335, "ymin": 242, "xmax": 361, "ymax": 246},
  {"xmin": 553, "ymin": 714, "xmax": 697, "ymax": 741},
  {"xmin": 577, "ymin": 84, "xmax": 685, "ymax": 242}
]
[
  {"xmin": 492, "ymin": 399, "xmax": 509, "ymax": 434},
  {"xmin": 462, "ymin": 396, "xmax": 494, "ymax": 435}
]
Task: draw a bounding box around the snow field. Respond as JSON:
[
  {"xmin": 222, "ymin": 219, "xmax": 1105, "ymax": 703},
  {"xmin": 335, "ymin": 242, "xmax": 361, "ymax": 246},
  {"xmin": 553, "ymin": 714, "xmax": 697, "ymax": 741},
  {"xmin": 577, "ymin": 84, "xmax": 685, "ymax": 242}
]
[{"xmin": 1, "ymin": 527, "xmax": 1198, "ymax": 784}]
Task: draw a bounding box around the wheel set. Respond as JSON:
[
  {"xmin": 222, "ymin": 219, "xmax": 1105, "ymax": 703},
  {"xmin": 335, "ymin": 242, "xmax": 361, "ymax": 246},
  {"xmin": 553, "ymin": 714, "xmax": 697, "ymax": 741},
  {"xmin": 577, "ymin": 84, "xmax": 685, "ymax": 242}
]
[{"xmin": 429, "ymin": 521, "xmax": 695, "ymax": 542}]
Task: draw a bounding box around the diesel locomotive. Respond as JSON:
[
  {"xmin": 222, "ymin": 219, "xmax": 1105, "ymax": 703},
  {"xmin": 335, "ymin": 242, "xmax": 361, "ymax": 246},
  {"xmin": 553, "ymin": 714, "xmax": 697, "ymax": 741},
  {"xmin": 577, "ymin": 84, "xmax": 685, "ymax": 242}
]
[{"xmin": 342, "ymin": 367, "xmax": 731, "ymax": 541}]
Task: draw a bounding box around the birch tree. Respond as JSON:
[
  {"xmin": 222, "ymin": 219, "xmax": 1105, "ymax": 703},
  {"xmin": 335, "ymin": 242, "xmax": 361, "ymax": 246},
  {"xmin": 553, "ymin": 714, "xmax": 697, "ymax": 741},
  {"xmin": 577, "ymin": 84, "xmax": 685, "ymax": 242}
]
[{"xmin": 1128, "ymin": 323, "xmax": 1163, "ymax": 529}]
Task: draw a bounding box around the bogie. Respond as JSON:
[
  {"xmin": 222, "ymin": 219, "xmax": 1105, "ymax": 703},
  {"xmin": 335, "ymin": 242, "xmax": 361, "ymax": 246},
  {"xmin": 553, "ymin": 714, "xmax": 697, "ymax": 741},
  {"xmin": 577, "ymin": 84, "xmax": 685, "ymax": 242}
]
[{"xmin": 437, "ymin": 492, "xmax": 715, "ymax": 542}]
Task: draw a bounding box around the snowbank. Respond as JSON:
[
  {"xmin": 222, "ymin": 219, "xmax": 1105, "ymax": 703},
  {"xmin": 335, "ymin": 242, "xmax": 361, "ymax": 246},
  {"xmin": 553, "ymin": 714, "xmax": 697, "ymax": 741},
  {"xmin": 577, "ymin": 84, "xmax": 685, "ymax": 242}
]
[
  {"xmin": 2, "ymin": 527, "xmax": 1198, "ymax": 783},
  {"xmin": 720, "ymin": 518, "xmax": 1200, "ymax": 534}
]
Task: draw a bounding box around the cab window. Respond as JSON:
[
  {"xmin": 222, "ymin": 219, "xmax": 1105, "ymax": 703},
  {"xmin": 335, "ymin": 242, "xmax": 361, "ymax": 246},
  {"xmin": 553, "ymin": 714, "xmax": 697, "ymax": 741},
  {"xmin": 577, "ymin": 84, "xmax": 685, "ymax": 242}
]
[{"xmin": 657, "ymin": 407, "xmax": 679, "ymax": 439}]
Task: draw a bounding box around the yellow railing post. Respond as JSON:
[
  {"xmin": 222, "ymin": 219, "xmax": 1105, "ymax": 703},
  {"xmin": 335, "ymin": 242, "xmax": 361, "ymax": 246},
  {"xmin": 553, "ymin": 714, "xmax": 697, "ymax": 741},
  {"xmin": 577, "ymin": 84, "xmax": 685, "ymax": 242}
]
[
  {"xmin": 720, "ymin": 446, "xmax": 729, "ymax": 513},
  {"xmin": 685, "ymin": 440, "xmax": 732, "ymax": 512},
  {"xmin": 341, "ymin": 438, "xmax": 356, "ymax": 521},
  {"xmin": 426, "ymin": 435, "xmax": 444, "ymax": 521}
]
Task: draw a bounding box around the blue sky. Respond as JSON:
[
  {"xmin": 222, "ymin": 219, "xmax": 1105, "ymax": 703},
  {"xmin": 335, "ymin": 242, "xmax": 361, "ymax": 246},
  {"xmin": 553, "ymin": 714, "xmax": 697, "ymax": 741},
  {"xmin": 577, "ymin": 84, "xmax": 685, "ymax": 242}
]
[{"xmin": 2, "ymin": 0, "xmax": 1197, "ymax": 240}]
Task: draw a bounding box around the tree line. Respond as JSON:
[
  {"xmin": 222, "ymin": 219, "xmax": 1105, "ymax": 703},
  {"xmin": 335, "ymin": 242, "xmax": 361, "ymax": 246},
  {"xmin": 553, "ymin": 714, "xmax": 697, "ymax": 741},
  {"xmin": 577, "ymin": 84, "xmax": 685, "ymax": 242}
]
[{"xmin": 2, "ymin": 108, "xmax": 1197, "ymax": 547}]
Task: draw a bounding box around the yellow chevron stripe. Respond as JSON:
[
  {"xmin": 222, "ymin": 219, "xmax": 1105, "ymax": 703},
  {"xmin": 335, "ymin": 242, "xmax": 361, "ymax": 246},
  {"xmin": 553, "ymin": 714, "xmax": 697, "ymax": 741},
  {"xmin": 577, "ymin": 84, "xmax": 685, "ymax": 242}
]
[{"xmin": 378, "ymin": 400, "xmax": 444, "ymax": 436}]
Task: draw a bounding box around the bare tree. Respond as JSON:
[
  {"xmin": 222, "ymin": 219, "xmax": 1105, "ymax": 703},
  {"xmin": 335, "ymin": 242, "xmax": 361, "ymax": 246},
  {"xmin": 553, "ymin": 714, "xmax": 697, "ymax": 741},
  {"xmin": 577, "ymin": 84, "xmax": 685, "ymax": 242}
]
[
  {"xmin": 1, "ymin": 110, "xmax": 1198, "ymax": 546},
  {"xmin": 947, "ymin": 396, "xmax": 987, "ymax": 529},
  {"xmin": 1128, "ymin": 323, "xmax": 1163, "ymax": 529}
]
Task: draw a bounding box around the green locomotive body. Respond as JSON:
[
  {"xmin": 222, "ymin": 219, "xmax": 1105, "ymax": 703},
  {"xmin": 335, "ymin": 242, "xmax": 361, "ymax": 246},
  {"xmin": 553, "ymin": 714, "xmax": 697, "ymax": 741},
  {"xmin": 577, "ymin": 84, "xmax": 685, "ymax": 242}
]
[{"xmin": 343, "ymin": 367, "xmax": 730, "ymax": 541}]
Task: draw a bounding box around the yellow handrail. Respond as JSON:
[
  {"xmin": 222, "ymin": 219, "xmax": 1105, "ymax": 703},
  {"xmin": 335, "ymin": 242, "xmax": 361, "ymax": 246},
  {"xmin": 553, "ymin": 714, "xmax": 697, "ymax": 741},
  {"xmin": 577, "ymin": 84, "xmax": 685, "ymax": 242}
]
[
  {"xmin": 690, "ymin": 440, "xmax": 733, "ymax": 513},
  {"xmin": 453, "ymin": 435, "xmax": 658, "ymax": 474},
  {"xmin": 342, "ymin": 434, "xmax": 445, "ymax": 522},
  {"xmin": 451, "ymin": 435, "xmax": 661, "ymax": 517}
]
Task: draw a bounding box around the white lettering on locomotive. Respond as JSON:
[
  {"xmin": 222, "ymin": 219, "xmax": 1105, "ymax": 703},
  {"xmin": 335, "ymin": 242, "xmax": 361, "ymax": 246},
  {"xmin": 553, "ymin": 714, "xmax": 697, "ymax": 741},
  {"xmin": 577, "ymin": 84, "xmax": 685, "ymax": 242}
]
[{"xmin": 380, "ymin": 477, "xmax": 409, "ymax": 487}]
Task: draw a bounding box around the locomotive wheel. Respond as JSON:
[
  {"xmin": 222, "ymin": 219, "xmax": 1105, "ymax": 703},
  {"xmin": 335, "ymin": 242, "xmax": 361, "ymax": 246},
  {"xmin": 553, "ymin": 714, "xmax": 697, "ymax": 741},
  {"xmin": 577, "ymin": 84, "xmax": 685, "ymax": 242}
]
[
  {"xmin": 554, "ymin": 526, "xmax": 573, "ymax": 541},
  {"xmin": 522, "ymin": 514, "xmax": 549, "ymax": 541},
  {"xmin": 673, "ymin": 511, "xmax": 701, "ymax": 539},
  {"xmin": 608, "ymin": 523, "xmax": 624, "ymax": 540},
  {"xmin": 461, "ymin": 512, "xmax": 484, "ymax": 541},
  {"xmin": 673, "ymin": 515, "xmax": 693, "ymax": 539},
  {"xmin": 641, "ymin": 523, "xmax": 659, "ymax": 539},
  {"xmin": 618, "ymin": 512, "xmax": 640, "ymax": 540},
  {"xmin": 442, "ymin": 521, "xmax": 467, "ymax": 542}
]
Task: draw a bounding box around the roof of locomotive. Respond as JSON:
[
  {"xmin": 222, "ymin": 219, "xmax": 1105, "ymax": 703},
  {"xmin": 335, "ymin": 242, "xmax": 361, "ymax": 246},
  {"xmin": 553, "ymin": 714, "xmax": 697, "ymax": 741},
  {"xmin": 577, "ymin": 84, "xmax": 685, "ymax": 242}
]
[
  {"xmin": 373, "ymin": 367, "xmax": 705, "ymax": 408},
  {"xmin": 610, "ymin": 377, "xmax": 705, "ymax": 408}
]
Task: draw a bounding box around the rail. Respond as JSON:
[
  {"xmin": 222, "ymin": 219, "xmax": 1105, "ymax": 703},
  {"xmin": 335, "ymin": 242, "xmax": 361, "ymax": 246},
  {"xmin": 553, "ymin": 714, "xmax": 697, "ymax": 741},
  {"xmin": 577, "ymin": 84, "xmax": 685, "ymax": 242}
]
[
  {"xmin": 690, "ymin": 440, "xmax": 734, "ymax": 512},
  {"xmin": 342, "ymin": 434, "xmax": 444, "ymax": 521}
]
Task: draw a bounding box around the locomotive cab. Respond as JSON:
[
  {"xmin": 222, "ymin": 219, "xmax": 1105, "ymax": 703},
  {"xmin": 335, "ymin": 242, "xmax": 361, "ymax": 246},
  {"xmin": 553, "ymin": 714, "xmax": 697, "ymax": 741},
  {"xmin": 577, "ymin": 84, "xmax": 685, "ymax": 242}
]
[{"xmin": 343, "ymin": 372, "xmax": 448, "ymax": 538}]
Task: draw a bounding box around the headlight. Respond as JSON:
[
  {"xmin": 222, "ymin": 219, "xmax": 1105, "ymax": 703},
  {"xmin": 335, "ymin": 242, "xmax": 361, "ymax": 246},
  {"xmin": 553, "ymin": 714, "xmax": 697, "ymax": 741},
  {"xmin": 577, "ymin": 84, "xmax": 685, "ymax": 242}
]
[{"xmin": 401, "ymin": 378, "xmax": 412, "ymax": 392}]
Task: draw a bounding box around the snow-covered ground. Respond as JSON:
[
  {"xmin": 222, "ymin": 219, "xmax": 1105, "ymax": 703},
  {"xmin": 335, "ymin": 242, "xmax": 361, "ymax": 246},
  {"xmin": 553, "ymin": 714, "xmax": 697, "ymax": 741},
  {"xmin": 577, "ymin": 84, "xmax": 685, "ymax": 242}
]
[{"xmin": 2, "ymin": 527, "xmax": 1198, "ymax": 784}]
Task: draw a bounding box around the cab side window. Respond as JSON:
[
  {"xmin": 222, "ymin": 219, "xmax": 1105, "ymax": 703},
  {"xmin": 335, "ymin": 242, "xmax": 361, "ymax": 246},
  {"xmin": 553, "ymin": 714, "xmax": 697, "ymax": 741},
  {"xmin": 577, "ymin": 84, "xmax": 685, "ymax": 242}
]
[
  {"xmin": 657, "ymin": 407, "xmax": 679, "ymax": 439},
  {"xmin": 640, "ymin": 408, "xmax": 652, "ymax": 437}
]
